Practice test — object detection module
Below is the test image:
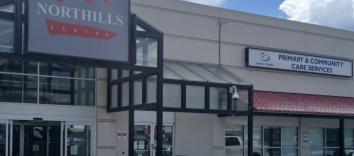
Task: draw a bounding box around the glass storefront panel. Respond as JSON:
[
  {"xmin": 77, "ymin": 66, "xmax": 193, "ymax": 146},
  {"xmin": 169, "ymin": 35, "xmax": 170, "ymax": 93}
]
[
  {"xmin": 282, "ymin": 148, "xmax": 298, "ymax": 156},
  {"xmin": 146, "ymin": 75, "xmax": 157, "ymax": 103},
  {"xmin": 40, "ymin": 63, "xmax": 95, "ymax": 79},
  {"xmin": 310, "ymin": 128, "xmax": 325, "ymax": 147},
  {"xmin": 245, "ymin": 148, "xmax": 262, "ymax": 156},
  {"xmin": 0, "ymin": 124, "xmax": 6, "ymax": 156},
  {"xmin": 232, "ymin": 89, "xmax": 249, "ymax": 111},
  {"xmin": 67, "ymin": 125, "xmax": 91, "ymax": 156},
  {"xmin": 282, "ymin": 127, "xmax": 298, "ymax": 147},
  {"xmin": 136, "ymin": 37, "xmax": 157, "ymax": 67},
  {"xmin": 133, "ymin": 79, "xmax": 143, "ymax": 105},
  {"xmin": 121, "ymin": 82, "xmax": 129, "ymax": 107},
  {"xmin": 186, "ymin": 85, "xmax": 205, "ymax": 109},
  {"xmin": 344, "ymin": 128, "xmax": 354, "ymax": 147},
  {"xmin": 111, "ymin": 69, "xmax": 118, "ymax": 81},
  {"xmin": 245, "ymin": 126, "xmax": 263, "ymax": 147},
  {"xmin": 310, "ymin": 148, "xmax": 324, "ymax": 156},
  {"xmin": 264, "ymin": 148, "xmax": 280, "ymax": 156},
  {"xmin": 163, "ymin": 83, "xmax": 181, "ymax": 108},
  {"xmin": 264, "ymin": 126, "xmax": 281, "ymax": 147},
  {"xmin": 210, "ymin": 87, "xmax": 227, "ymax": 110},
  {"xmin": 326, "ymin": 128, "xmax": 339, "ymax": 147},
  {"xmin": 0, "ymin": 4, "xmax": 14, "ymax": 13},
  {"xmin": 0, "ymin": 74, "xmax": 37, "ymax": 103},
  {"xmin": 121, "ymin": 70, "xmax": 129, "ymax": 78},
  {"xmin": 326, "ymin": 148, "xmax": 339, "ymax": 156},
  {"xmin": 0, "ymin": 19, "xmax": 13, "ymax": 53},
  {"xmin": 0, "ymin": 60, "xmax": 37, "ymax": 74},
  {"xmin": 110, "ymin": 85, "xmax": 118, "ymax": 108},
  {"xmin": 39, "ymin": 77, "xmax": 95, "ymax": 106},
  {"xmin": 225, "ymin": 148, "xmax": 243, "ymax": 156},
  {"xmin": 134, "ymin": 125, "xmax": 151, "ymax": 156}
]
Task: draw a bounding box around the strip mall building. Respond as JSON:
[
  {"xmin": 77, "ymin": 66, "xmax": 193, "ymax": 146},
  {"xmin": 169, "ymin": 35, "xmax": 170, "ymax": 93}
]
[{"xmin": 0, "ymin": 0, "xmax": 354, "ymax": 156}]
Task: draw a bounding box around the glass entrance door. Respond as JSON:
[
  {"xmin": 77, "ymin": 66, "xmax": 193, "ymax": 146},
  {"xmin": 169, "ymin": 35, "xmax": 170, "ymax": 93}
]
[
  {"xmin": 0, "ymin": 120, "xmax": 9, "ymax": 156},
  {"xmin": 134, "ymin": 124, "xmax": 174, "ymax": 156},
  {"xmin": 65, "ymin": 122, "xmax": 92, "ymax": 156},
  {"xmin": 10, "ymin": 121, "xmax": 63, "ymax": 156}
]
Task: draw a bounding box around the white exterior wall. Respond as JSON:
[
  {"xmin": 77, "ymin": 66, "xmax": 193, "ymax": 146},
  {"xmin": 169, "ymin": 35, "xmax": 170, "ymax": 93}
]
[{"xmin": 131, "ymin": 0, "xmax": 354, "ymax": 97}]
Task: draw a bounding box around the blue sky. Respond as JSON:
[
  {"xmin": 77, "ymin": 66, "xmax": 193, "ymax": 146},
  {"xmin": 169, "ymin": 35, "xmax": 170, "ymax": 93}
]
[
  {"xmin": 218, "ymin": 0, "xmax": 288, "ymax": 19},
  {"xmin": 181, "ymin": 0, "xmax": 354, "ymax": 31}
]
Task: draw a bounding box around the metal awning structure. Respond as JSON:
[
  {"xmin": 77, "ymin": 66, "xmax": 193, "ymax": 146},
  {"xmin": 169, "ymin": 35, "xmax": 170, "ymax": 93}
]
[
  {"xmin": 254, "ymin": 91, "xmax": 354, "ymax": 115},
  {"xmin": 163, "ymin": 61, "xmax": 251, "ymax": 85}
]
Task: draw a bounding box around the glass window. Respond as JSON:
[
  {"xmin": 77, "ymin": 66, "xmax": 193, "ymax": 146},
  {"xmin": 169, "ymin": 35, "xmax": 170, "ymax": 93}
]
[
  {"xmin": 186, "ymin": 85, "xmax": 205, "ymax": 109},
  {"xmin": 244, "ymin": 148, "xmax": 262, "ymax": 156},
  {"xmin": 210, "ymin": 87, "xmax": 227, "ymax": 110},
  {"xmin": 282, "ymin": 127, "xmax": 298, "ymax": 147},
  {"xmin": 311, "ymin": 148, "xmax": 324, "ymax": 156},
  {"xmin": 264, "ymin": 126, "xmax": 281, "ymax": 147},
  {"xmin": 245, "ymin": 126, "xmax": 263, "ymax": 147},
  {"xmin": 110, "ymin": 85, "xmax": 118, "ymax": 108},
  {"xmin": 225, "ymin": 125, "xmax": 244, "ymax": 156},
  {"xmin": 164, "ymin": 62, "xmax": 205, "ymax": 82},
  {"xmin": 0, "ymin": 60, "xmax": 37, "ymax": 74},
  {"xmin": 326, "ymin": 128, "xmax": 339, "ymax": 147},
  {"xmin": 163, "ymin": 66, "xmax": 182, "ymax": 80},
  {"xmin": 121, "ymin": 82, "xmax": 129, "ymax": 107},
  {"xmin": 0, "ymin": 19, "xmax": 13, "ymax": 53},
  {"xmin": 232, "ymin": 89, "xmax": 249, "ymax": 111},
  {"xmin": 137, "ymin": 25, "xmax": 146, "ymax": 31},
  {"xmin": 67, "ymin": 125, "xmax": 91, "ymax": 156},
  {"xmin": 146, "ymin": 75, "xmax": 157, "ymax": 103},
  {"xmin": 0, "ymin": 4, "xmax": 14, "ymax": 12},
  {"xmin": 136, "ymin": 37, "xmax": 157, "ymax": 67},
  {"xmin": 39, "ymin": 77, "xmax": 95, "ymax": 106},
  {"xmin": 0, "ymin": 74, "xmax": 37, "ymax": 103},
  {"xmin": 40, "ymin": 63, "xmax": 95, "ymax": 79},
  {"xmin": 134, "ymin": 125, "xmax": 151, "ymax": 156},
  {"xmin": 326, "ymin": 148, "xmax": 339, "ymax": 156},
  {"xmin": 0, "ymin": 124, "xmax": 6, "ymax": 155},
  {"xmin": 282, "ymin": 148, "xmax": 298, "ymax": 156},
  {"xmin": 310, "ymin": 128, "xmax": 325, "ymax": 147},
  {"xmin": 111, "ymin": 69, "xmax": 118, "ymax": 81},
  {"xmin": 121, "ymin": 70, "xmax": 129, "ymax": 78},
  {"xmin": 264, "ymin": 148, "xmax": 280, "ymax": 156},
  {"xmin": 133, "ymin": 79, "xmax": 142, "ymax": 105},
  {"xmin": 181, "ymin": 63, "xmax": 228, "ymax": 83},
  {"xmin": 163, "ymin": 83, "xmax": 181, "ymax": 108},
  {"xmin": 345, "ymin": 128, "xmax": 354, "ymax": 147}
]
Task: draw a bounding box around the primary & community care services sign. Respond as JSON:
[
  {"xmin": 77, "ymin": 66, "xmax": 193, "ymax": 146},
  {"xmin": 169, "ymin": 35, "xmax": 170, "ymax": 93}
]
[
  {"xmin": 26, "ymin": 0, "xmax": 130, "ymax": 62},
  {"xmin": 246, "ymin": 48, "xmax": 353, "ymax": 77}
]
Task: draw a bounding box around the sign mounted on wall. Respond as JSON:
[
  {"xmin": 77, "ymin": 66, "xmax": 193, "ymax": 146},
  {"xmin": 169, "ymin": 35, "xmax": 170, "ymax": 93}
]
[
  {"xmin": 26, "ymin": 0, "xmax": 130, "ymax": 63},
  {"xmin": 246, "ymin": 48, "xmax": 353, "ymax": 77}
]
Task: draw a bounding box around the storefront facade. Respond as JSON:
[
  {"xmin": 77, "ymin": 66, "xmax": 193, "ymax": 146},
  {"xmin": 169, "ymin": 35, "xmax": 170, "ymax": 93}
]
[{"xmin": 1, "ymin": 0, "xmax": 354, "ymax": 156}]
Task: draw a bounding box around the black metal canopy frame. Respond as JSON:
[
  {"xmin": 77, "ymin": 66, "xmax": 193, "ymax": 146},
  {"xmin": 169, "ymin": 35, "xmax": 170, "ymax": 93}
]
[{"xmin": 0, "ymin": 1, "xmax": 351, "ymax": 155}]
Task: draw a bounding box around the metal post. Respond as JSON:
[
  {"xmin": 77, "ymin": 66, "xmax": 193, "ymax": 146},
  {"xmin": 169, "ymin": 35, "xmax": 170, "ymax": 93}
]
[
  {"xmin": 156, "ymin": 72, "xmax": 163, "ymax": 156},
  {"xmin": 129, "ymin": 110, "xmax": 134, "ymax": 156},
  {"xmin": 248, "ymin": 115, "xmax": 253, "ymax": 156},
  {"xmin": 340, "ymin": 118, "xmax": 344, "ymax": 156}
]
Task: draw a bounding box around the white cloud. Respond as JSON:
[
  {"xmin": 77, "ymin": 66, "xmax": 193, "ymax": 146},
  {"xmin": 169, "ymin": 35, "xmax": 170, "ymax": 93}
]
[
  {"xmin": 279, "ymin": 0, "xmax": 354, "ymax": 31},
  {"xmin": 182, "ymin": 0, "xmax": 226, "ymax": 7}
]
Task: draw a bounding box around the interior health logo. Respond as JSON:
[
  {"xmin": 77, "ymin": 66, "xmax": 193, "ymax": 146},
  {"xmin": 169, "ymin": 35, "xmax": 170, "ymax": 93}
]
[{"xmin": 260, "ymin": 52, "xmax": 270, "ymax": 61}]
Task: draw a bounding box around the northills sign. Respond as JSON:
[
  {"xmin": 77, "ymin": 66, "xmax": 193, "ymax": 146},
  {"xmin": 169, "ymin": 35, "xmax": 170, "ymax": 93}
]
[
  {"xmin": 246, "ymin": 48, "xmax": 353, "ymax": 77},
  {"xmin": 26, "ymin": 0, "xmax": 130, "ymax": 62}
]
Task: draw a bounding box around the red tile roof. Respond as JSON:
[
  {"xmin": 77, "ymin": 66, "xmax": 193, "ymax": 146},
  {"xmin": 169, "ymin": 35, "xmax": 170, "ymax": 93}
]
[{"xmin": 253, "ymin": 91, "xmax": 354, "ymax": 115}]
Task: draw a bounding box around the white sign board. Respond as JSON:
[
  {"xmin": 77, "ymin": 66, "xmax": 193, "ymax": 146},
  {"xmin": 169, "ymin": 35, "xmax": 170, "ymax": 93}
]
[{"xmin": 246, "ymin": 48, "xmax": 353, "ymax": 77}]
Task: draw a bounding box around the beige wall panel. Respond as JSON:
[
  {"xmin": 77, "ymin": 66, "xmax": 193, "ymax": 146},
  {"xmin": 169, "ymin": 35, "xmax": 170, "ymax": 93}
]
[
  {"xmin": 97, "ymin": 122, "xmax": 117, "ymax": 147},
  {"xmin": 225, "ymin": 116, "xmax": 248, "ymax": 125},
  {"xmin": 299, "ymin": 118, "xmax": 311, "ymax": 148},
  {"xmin": 311, "ymin": 118, "xmax": 339, "ymax": 128},
  {"xmin": 131, "ymin": 5, "xmax": 219, "ymax": 41},
  {"xmin": 175, "ymin": 113, "xmax": 212, "ymax": 156},
  {"xmin": 212, "ymin": 115, "xmax": 225, "ymax": 147},
  {"xmin": 117, "ymin": 111, "xmax": 129, "ymax": 156},
  {"xmin": 97, "ymin": 107, "xmax": 116, "ymax": 120},
  {"xmin": 305, "ymin": 76, "xmax": 354, "ymax": 97},
  {"xmin": 134, "ymin": 110, "xmax": 175, "ymax": 124},
  {"xmin": 220, "ymin": 44, "xmax": 247, "ymax": 67},
  {"xmin": 225, "ymin": 67, "xmax": 306, "ymax": 93},
  {"xmin": 306, "ymin": 24, "xmax": 354, "ymax": 41},
  {"xmin": 132, "ymin": 0, "xmax": 220, "ymax": 18},
  {"xmin": 220, "ymin": 9, "xmax": 307, "ymax": 32},
  {"xmin": 97, "ymin": 149, "xmax": 116, "ymax": 156},
  {"xmin": 96, "ymin": 80, "xmax": 107, "ymax": 107},
  {"xmin": 96, "ymin": 68, "xmax": 107, "ymax": 79},
  {"xmin": 254, "ymin": 116, "xmax": 298, "ymax": 126},
  {"xmin": 221, "ymin": 22, "xmax": 307, "ymax": 52},
  {"xmin": 306, "ymin": 34, "xmax": 354, "ymax": 60},
  {"xmin": 164, "ymin": 36, "xmax": 219, "ymax": 64}
]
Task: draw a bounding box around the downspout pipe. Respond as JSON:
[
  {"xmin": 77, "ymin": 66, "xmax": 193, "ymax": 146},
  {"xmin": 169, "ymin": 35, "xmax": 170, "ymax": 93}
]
[{"xmin": 218, "ymin": 19, "xmax": 228, "ymax": 66}]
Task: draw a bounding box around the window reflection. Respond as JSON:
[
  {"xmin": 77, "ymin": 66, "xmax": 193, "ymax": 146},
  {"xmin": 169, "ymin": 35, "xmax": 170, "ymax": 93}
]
[
  {"xmin": 67, "ymin": 125, "xmax": 91, "ymax": 156},
  {"xmin": 0, "ymin": 74, "xmax": 37, "ymax": 103},
  {"xmin": 310, "ymin": 128, "xmax": 325, "ymax": 147},
  {"xmin": 39, "ymin": 77, "xmax": 95, "ymax": 106},
  {"xmin": 136, "ymin": 37, "xmax": 157, "ymax": 67},
  {"xmin": 0, "ymin": 60, "xmax": 37, "ymax": 74},
  {"xmin": 264, "ymin": 126, "xmax": 281, "ymax": 147},
  {"xmin": 0, "ymin": 19, "xmax": 13, "ymax": 53},
  {"xmin": 210, "ymin": 87, "xmax": 227, "ymax": 110},
  {"xmin": 326, "ymin": 128, "xmax": 339, "ymax": 147},
  {"xmin": 40, "ymin": 63, "xmax": 95, "ymax": 79}
]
